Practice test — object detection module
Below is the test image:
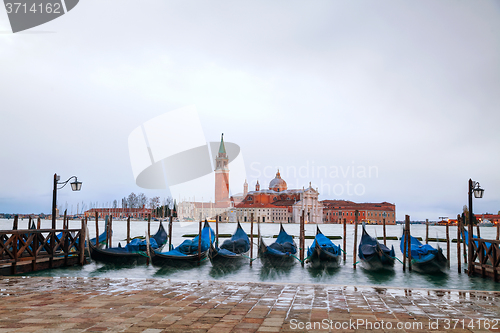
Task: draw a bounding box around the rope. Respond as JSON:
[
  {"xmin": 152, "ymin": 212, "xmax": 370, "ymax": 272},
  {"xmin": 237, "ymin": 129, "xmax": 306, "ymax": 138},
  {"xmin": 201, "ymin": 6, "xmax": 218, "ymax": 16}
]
[
  {"xmin": 393, "ymin": 256, "xmax": 404, "ymax": 264},
  {"xmin": 353, "ymin": 260, "xmax": 361, "ymax": 265}
]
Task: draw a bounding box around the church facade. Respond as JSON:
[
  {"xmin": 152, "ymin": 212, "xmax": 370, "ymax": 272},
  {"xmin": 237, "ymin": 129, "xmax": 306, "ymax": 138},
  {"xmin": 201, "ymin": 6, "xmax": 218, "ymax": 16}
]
[{"xmin": 234, "ymin": 171, "xmax": 324, "ymax": 224}]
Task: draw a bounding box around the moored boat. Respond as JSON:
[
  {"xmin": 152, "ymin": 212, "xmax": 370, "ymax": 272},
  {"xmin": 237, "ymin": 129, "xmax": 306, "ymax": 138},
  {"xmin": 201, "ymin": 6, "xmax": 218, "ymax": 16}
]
[
  {"xmin": 152, "ymin": 220, "xmax": 215, "ymax": 267},
  {"xmin": 89, "ymin": 222, "xmax": 167, "ymax": 265},
  {"xmin": 209, "ymin": 222, "xmax": 250, "ymax": 266},
  {"xmin": 306, "ymin": 226, "xmax": 341, "ymax": 268},
  {"xmin": 259, "ymin": 224, "xmax": 297, "ymax": 267},
  {"xmin": 358, "ymin": 225, "xmax": 395, "ymax": 270},
  {"xmin": 400, "ymin": 230, "xmax": 447, "ymax": 273}
]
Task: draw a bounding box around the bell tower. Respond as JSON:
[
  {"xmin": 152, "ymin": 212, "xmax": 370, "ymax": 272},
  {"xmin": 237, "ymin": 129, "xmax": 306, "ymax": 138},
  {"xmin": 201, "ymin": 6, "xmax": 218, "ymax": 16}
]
[{"xmin": 214, "ymin": 133, "xmax": 229, "ymax": 205}]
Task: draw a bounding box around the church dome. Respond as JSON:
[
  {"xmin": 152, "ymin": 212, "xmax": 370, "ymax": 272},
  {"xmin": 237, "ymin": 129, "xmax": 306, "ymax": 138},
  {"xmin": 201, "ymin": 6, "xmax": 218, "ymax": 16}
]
[{"xmin": 269, "ymin": 170, "xmax": 287, "ymax": 192}]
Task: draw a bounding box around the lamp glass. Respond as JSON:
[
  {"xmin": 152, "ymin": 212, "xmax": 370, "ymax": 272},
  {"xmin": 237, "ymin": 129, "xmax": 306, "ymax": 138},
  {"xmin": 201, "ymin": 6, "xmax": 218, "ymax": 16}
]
[
  {"xmin": 71, "ymin": 181, "xmax": 82, "ymax": 191},
  {"xmin": 473, "ymin": 188, "xmax": 484, "ymax": 199}
]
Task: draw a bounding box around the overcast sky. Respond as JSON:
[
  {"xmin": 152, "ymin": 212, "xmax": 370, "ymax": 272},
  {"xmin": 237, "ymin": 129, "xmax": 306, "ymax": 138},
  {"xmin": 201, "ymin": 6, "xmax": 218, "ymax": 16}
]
[{"xmin": 1, "ymin": 0, "xmax": 499, "ymax": 220}]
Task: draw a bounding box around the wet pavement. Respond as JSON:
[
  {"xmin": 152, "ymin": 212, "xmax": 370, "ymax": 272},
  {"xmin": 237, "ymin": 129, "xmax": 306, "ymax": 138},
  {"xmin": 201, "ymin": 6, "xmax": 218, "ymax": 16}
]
[{"xmin": 0, "ymin": 277, "xmax": 499, "ymax": 332}]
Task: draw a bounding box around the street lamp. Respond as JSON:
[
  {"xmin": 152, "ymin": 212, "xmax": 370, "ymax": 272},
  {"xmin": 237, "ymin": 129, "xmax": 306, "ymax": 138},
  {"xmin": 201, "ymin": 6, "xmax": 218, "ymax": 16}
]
[
  {"xmin": 468, "ymin": 179, "xmax": 484, "ymax": 225},
  {"xmin": 467, "ymin": 178, "xmax": 483, "ymax": 276},
  {"xmin": 52, "ymin": 173, "xmax": 82, "ymax": 229}
]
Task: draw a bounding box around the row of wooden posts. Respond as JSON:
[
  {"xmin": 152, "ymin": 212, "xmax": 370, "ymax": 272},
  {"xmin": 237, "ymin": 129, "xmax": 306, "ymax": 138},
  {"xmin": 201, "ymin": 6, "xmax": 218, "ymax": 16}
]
[
  {"xmin": 8, "ymin": 208, "xmax": 498, "ymax": 278},
  {"xmin": 90, "ymin": 208, "xmax": 500, "ymax": 276}
]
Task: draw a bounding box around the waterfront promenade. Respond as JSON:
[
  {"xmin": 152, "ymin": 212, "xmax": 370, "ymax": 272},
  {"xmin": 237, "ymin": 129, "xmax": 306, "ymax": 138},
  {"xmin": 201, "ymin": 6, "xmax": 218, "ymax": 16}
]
[{"xmin": 0, "ymin": 277, "xmax": 499, "ymax": 332}]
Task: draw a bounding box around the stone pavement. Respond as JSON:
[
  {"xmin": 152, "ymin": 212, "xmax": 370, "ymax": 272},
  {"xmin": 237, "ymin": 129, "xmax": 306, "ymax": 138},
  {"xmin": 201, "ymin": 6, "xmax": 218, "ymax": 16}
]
[{"xmin": 0, "ymin": 277, "xmax": 499, "ymax": 332}]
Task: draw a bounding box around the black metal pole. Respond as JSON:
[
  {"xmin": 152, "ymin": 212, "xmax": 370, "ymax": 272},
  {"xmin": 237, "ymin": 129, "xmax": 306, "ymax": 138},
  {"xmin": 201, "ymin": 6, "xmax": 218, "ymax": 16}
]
[
  {"xmin": 52, "ymin": 173, "xmax": 57, "ymax": 230},
  {"xmin": 468, "ymin": 178, "xmax": 474, "ymax": 276}
]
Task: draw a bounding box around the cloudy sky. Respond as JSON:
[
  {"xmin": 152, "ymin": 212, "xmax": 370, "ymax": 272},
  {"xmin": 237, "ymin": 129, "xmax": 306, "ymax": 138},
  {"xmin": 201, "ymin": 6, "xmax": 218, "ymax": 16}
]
[{"xmin": 1, "ymin": 0, "xmax": 499, "ymax": 220}]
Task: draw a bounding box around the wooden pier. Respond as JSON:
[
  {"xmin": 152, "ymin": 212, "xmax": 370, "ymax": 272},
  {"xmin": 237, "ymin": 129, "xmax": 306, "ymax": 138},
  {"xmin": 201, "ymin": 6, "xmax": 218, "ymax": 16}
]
[
  {"xmin": 467, "ymin": 236, "xmax": 500, "ymax": 282},
  {"xmin": 0, "ymin": 224, "xmax": 87, "ymax": 275}
]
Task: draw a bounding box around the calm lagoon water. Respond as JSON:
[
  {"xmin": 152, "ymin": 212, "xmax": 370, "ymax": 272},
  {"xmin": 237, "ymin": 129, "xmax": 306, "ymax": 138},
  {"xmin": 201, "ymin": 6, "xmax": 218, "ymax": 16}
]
[{"xmin": 1, "ymin": 218, "xmax": 498, "ymax": 291}]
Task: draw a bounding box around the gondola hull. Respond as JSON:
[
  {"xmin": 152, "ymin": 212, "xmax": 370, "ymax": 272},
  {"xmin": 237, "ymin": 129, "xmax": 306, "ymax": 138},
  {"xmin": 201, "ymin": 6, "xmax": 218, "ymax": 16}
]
[
  {"xmin": 259, "ymin": 239, "xmax": 296, "ymax": 267},
  {"xmin": 89, "ymin": 243, "xmax": 149, "ymax": 265},
  {"xmin": 308, "ymin": 241, "xmax": 340, "ymax": 268},
  {"xmin": 358, "ymin": 227, "xmax": 395, "ymax": 270},
  {"xmin": 410, "ymin": 249, "xmax": 448, "ymax": 273},
  {"xmin": 400, "ymin": 230, "xmax": 448, "ymax": 274},
  {"xmin": 152, "ymin": 220, "xmax": 214, "ymax": 267},
  {"xmin": 209, "ymin": 243, "xmax": 249, "ymax": 266},
  {"xmin": 359, "ymin": 252, "xmax": 395, "ymax": 271},
  {"xmin": 209, "ymin": 222, "xmax": 250, "ymax": 266},
  {"xmin": 306, "ymin": 227, "xmax": 341, "ymax": 269},
  {"xmin": 89, "ymin": 222, "xmax": 167, "ymax": 265},
  {"xmin": 152, "ymin": 250, "xmax": 208, "ymax": 266}
]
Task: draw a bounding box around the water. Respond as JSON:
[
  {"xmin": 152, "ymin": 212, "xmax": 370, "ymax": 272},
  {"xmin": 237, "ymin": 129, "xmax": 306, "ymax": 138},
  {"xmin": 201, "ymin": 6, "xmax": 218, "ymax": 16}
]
[{"xmin": 1, "ymin": 218, "xmax": 498, "ymax": 291}]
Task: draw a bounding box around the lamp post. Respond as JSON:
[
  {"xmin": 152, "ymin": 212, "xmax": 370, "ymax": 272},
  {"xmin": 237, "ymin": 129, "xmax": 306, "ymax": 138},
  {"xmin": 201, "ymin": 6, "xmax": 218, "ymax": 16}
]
[
  {"xmin": 467, "ymin": 178, "xmax": 484, "ymax": 276},
  {"xmin": 52, "ymin": 173, "xmax": 82, "ymax": 229}
]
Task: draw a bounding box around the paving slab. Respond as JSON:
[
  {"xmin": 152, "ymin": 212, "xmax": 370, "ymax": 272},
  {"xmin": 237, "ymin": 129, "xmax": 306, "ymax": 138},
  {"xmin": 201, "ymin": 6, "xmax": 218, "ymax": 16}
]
[{"xmin": 0, "ymin": 277, "xmax": 499, "ymax": 332}]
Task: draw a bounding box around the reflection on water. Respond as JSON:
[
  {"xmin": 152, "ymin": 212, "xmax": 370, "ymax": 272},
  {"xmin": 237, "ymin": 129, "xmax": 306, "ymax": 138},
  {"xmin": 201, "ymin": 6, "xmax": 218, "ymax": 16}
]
[
  {"xmin": 307, "ymin": 265, "xmax": 341, "ymax": 280},
  {"xmin": 209, "ymin": 263, "xmax": 244, "ymax": 278},
  {"xmin": 362, "ymin": 267, "xmax": 396, "ymax": 284},
  {"xmin": 6, "ymin": 219, "xmax": 499, "ymax": 292},
  {"xmin": 259, "ymin": 264, "xmax": 294, "ymax": 281},
  {"xmin": 153, "ymin": 263, "xmax": 208, "ymax": 278},
  {"xmin": 414, "ymin": 269, "xmax": 449, "ymax": 288}
]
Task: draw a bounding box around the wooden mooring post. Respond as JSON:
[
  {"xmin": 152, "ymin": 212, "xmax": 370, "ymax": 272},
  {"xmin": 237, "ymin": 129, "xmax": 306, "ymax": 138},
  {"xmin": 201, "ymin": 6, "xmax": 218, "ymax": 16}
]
[
  {"xmin": 425, "ymin": 219, "xmax": 429, "ymax": 244},
  {"xmin": 250, "ymin": 214, "xmax": 254, "ymax": 267},
  {"xmin": 216, "ymin": 214, "xmax": 219, "ymax": 247},
  {"xmin": 147, "ymin": 214, "xmax": 151, "ymax": 240},
  {"xmin": 457, "ymin": 214, "xmax": 461, "ymax": 273},
  {"xmin": 353, "ymin": 211, "xmax": 359, "ymax": 269},
  {"xmin": 127, "ymin": 216, "xmax": 131, "ymax": 244},
  {"xmin": 343, "ymin": 218, "xmax": 346, "ymax": 262},
  {"xmin": 300, "ymin": 210, "xmax": 305, "ymax": 267},
  {"xmin": 446, "ymin": 221, "xmax": 450, "ymax": 268},
  {"xmin": 383, "ymin": 217, "xmax": 387, "ymax": 246},
  {"xmin": 197, "ymin": 220, "xmax": 202, "ymax": 266},
  {"xmin": 168, "ymin": 214, "xmax": 172, "ymax": 250},
  {"xmin": 95, "ymin": 212, "xmax": 99, "ymax": 247},
  {"xmin": 13, "ymin": 215, "xmax": 18, "ymax": 230}
]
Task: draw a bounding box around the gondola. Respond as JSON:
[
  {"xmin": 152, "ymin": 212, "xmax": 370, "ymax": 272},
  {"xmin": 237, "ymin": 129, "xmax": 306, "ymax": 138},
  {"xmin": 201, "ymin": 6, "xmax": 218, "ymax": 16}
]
[
  {"xmin": 462, "ymin": 230, "xmax": 492, "ymax": 249},
  {"xmin": 209, "ymin": 222, "xmax": 250, "ymax": 265},
  {"xmin": 400, "ymin": 229, "xmax": 447, "ymax": 273},
  {"xmin": 152, "ymin": 220, "xmax": 215, "ymax": 267},
  {"xmin": 306, "ymin": 226, "xmax": 341, "ymax": 268},
  {"xmin": 358, "ymin": 225, "xmax": 395, "ymax": 270},
  {"xmin": 89, "ymin": 222, "xmax": 168, "ymax": 265},
  {"xmin": 259, "ymin": 224, "xmax": 297, "ymax": 266}
]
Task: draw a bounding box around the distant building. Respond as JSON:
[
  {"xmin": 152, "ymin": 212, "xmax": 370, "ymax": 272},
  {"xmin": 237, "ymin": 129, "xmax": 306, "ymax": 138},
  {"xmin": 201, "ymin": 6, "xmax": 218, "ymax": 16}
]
[
  {"xmin": 321, "ymin": 200, "xmax": 396, "ymax": 224},
  {"xmin": 234, "ymin": 170, "xmax": 323, "ymax": 224},
  {"xmin": 84, "ymin": 206, "xmax": 152, "ymax": 219}
]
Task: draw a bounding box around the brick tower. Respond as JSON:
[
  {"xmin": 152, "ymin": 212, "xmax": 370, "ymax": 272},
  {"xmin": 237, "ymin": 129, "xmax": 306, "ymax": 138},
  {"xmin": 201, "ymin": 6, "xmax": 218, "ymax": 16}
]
[{"xmin": 214, "ymin": 133, "xmax": 230, "ymax": 205}]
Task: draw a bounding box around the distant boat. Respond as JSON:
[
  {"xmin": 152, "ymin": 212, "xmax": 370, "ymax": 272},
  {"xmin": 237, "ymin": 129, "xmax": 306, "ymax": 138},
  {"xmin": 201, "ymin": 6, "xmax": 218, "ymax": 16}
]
[
  {"xmin": 152, "ymin": 220, "xmax": 214, "ymax": 266},
  {"xmin": 306, "ymin": 226, "xmax": 341, "ymax": 268},
  {"xmin": 358, "ymin": 225, "xmax": 395, "ymax": 270},
  {"xmin": 259, "ymin": 224, "xmax": 297, "ymax": 266},
  {"xmin": 89, "ymin": 222, "xmax": 167, "ymax": 265},
  {"xmin": 400, "ymin": 229, "xmax": 447, "ymax": 273},
  {"xmin": 209, "ymin": 222, "xmax": 250, "ymax": 265},
  {"xmin": 478, "ymin": 220, "xmax": 494, "ymax": 227}
]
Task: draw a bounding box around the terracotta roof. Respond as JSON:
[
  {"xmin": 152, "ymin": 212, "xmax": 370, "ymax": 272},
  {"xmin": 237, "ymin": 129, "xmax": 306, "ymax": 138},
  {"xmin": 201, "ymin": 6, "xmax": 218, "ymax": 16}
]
[
  {"xmin": 235, "ymin": 203, "xmax": 285, "ymax": 209},
  {"xmin": 321, "ymin": 200, "xmax": 395, "ymax": 212}
]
